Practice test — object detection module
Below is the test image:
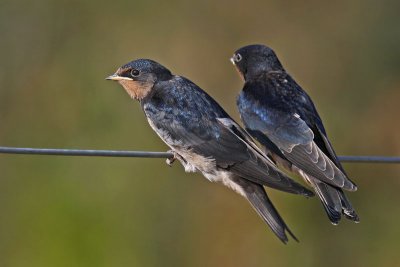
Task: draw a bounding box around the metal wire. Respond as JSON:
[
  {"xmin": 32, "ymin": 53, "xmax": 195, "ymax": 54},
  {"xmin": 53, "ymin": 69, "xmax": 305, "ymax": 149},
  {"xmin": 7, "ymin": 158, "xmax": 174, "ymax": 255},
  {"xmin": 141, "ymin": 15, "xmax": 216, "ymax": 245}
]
[
  {"xmin": 0, "ymin": 146, "xmax": 399, "ymax": 163},
  {"xmin": 0, "ymin": 147, "xmax": 172, "ymax": 158},
  {"xmin": 337, "ymin": 156, "xmax": 400, "ymax": 163}
]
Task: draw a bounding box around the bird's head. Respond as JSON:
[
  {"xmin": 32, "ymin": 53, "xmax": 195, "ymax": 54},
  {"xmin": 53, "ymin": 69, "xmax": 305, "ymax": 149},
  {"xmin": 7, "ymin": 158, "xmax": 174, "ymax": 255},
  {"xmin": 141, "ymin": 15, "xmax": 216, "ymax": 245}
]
[
  {"xmin": 106, "ymin": 59, "xmax": 172, "ymax": 100},
  {"xmin": 230, "ymin": 44, "xmax": 284, "ymax": 81}
]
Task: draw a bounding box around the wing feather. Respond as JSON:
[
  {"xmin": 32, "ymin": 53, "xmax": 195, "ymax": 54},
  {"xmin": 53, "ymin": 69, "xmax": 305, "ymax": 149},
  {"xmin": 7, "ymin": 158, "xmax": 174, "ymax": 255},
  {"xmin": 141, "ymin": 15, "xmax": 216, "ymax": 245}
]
[{"xmin": 240, "ymin": 98, "xmax": 356, "ymax": 191}]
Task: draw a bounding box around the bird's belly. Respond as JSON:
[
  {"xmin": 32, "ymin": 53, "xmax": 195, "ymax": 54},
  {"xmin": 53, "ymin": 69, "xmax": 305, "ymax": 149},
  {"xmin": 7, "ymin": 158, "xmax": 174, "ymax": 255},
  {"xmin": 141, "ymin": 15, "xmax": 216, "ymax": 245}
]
[
  {"xmin": 171, "ymin": 147, "xmax": 246, "ymax": 197},
  {"xmin": 203, "ymin": 171, "xmax": 246, "ymax": 197},
  {"xmin": 174, "ymin": 149, "xmax": 247, "ymax": 197},
  {"xmin": 175, "ymin": 149, "xmax": 216, "ymax": 173}
]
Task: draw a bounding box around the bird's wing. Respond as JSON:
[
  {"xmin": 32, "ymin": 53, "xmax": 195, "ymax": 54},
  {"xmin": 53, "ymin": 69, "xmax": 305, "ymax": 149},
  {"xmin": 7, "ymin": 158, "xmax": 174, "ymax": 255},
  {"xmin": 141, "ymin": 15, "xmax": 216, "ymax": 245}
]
[
  {"xmin": 216, "ymin": 118, "xmax": 313, "ymax": 196},
  {"xmin": 314, "ymin": 124, "xmax": 347, "ymax": 174},
  {"xmin": 147, "ymin": 106, "xmax": 312, "ymax": 196},
  {"xmin": 241, "ymin": 105, "xmax": 356, "ymax": 191}
]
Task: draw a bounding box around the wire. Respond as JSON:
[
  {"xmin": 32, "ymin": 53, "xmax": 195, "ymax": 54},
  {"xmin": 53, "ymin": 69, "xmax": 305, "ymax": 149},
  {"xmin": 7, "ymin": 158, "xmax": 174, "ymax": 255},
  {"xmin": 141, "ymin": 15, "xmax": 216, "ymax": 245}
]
[
  {"xmin": 0, "ymin": 146, "xmax": 399, "ymax": 163},
  {"xmin": 0, "ymin": 147, "xmax": 172, "ymax": 158},
  {"xmin": 337, "ymin": 156, "xmax": 400, "ymax": 163}
]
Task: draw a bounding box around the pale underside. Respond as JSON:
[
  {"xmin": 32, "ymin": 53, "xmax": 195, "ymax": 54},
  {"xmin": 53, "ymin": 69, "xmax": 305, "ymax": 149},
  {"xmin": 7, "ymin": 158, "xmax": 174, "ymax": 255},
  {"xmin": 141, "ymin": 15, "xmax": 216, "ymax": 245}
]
[{"xmin": 147, "ymin": 117, "xmax": 247, "ymax": 196}]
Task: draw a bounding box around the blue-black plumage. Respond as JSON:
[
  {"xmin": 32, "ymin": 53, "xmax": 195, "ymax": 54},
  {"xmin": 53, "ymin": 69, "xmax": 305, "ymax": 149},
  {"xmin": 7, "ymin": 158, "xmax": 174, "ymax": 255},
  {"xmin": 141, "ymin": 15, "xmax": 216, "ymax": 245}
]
[
  {"xmin": 107, "ymin": 58, "xmax": 314, "ymax": 243},
  {"xmin": 231, "ymin": 44, "xmax": 359, "ymax": 224}
]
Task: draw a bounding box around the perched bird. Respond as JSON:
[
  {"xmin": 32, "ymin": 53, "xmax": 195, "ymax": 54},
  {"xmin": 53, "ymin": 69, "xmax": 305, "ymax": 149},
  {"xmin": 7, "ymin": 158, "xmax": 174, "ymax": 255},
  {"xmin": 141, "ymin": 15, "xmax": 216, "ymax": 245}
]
[
  {"xmin": 231, "ymin": 44, "xmax": 359, "ymax": 224},
  {"xmin": 106, "ymin": 59, "xmax": 314, "ymax": 243}
]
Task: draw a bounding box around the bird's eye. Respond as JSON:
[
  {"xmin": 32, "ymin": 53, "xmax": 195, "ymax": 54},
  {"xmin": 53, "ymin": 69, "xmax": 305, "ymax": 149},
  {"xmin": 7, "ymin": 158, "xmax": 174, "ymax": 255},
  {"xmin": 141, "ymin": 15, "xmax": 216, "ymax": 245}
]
[
  {"xmin": 234, "ymin": 53, "xmax": 242, "ymax": 62},
  {"xmin": 130, "ymin": 69, "xmax": 140, "ymax": 77}
]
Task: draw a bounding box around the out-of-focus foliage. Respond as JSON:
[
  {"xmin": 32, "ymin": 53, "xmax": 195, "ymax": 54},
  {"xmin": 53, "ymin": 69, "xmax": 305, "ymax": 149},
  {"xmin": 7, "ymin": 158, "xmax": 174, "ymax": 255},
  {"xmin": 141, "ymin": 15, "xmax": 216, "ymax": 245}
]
[{"xmin": 1, "ymin": 0, "xmax": 400, "ymax": 266}]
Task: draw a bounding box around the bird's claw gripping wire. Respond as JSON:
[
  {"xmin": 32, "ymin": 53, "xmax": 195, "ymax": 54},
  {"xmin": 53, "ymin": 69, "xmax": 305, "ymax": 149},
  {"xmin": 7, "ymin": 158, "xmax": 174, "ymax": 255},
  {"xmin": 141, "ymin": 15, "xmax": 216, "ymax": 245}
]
[{"xmin": 166, "ymin": 150, "xmax": 178, "ymax": 166}]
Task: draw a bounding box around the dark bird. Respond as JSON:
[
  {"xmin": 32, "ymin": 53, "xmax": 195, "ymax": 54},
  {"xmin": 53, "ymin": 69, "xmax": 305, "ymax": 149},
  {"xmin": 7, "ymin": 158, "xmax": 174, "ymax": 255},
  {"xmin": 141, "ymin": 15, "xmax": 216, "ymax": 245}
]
[
  {"xmin": 231, "ymin": 44, "xmax": 359, "ymax": 224},
  {"xmin": 106, "ymin": 58, "xmax": 314, "ymax": 243}
]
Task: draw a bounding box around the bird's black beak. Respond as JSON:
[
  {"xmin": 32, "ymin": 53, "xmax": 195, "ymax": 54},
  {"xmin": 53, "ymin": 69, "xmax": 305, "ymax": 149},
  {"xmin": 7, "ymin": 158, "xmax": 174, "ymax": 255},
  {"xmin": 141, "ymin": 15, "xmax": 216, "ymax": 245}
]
[
  {"xmin": 230, "ymin": 56, "xmax": 236, "ymax": 65},
  {"xmin": 105, "ymin": 74, "xmax": 133, "ymax": 81}
]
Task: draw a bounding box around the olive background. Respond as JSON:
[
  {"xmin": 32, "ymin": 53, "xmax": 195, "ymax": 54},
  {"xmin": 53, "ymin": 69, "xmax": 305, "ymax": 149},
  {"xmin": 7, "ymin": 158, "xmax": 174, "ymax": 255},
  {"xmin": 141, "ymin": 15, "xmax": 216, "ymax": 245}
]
[{"xmin": 1, "ymin": 0, "xmax": 400, "ymax": 266}]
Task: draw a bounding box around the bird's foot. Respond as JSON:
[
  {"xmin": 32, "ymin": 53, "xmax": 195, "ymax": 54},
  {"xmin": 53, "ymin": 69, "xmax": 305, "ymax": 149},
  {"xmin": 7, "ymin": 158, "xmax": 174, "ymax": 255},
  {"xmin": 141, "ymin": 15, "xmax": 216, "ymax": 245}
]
[{"xmin": 166, "ymin": 150, "xmax": 178, "ymax": 167}]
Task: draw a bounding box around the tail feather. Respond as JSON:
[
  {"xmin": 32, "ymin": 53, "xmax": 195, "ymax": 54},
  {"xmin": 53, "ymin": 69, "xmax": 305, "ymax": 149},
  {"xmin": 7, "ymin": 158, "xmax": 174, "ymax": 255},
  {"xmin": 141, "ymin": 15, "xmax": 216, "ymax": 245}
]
[
  {"xmin": 309, "ymin": 176, "xmax": 359, "ymax": 224},
  {"xmin": 309, "ymin": 178, "xmax": 341, "ymax": 224},
  {"xmin": 234, "ymin": 177, "xmax": 297, "ymax": 243},
  {"xmin": 338, "ymin": 189, "xmax": 360, "ymax": 222},
  {"xmin": 286, "ymin": 162, "xmax": 359, "ymax": 224}
]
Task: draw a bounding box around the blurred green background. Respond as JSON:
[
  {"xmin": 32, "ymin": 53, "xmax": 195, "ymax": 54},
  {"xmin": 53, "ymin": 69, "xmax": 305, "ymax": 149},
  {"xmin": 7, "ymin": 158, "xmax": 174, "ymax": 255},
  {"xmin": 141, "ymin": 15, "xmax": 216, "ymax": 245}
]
[{"xmin": 1, "ymin": 0, "xmax": 400, "ymax": 266}]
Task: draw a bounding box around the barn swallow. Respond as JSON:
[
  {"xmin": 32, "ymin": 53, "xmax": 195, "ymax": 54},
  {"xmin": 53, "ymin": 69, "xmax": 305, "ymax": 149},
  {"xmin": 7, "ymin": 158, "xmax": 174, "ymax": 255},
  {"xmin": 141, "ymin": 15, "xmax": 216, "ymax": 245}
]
[
  {"xmin": 106, "ymin": 59, "xmax": 314, "ymax": 243},
  {"xmin": 231, "ymin": 44, "xmax": 359, "ymax": 224}
]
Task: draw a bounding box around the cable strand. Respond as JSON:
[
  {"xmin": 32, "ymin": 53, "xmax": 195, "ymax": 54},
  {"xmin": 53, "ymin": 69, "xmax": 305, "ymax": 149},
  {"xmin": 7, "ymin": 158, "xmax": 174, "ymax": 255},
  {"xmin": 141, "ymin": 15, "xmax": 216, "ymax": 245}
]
[{"xmin": 0, "ymin": 146, "xmax": 399, "ymax": 163}]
